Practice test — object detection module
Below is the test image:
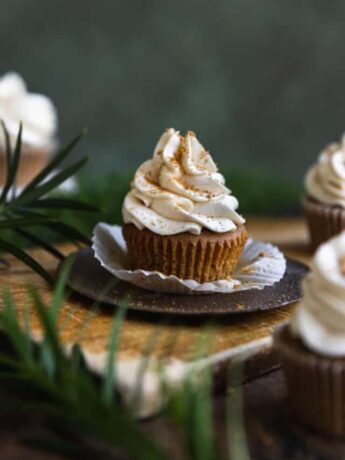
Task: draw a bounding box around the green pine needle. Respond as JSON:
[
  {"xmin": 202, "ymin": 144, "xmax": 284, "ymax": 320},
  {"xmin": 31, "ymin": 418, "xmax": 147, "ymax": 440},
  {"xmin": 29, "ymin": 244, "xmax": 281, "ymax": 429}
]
[
  {"xmin": 0, "ymin": 238, "xmax": 54, "ymax": 284},
  {"xmin": 8, "ymin": 156, "xmax": 89, "ymax": 210},
  {"xmin": 22, "ymin": 129, "xmax": 87, "ymax": 195},
  {"xmin": 15, "ymin": 228, "xmax": 65, "ymax": 260},
  {"xmin": 0, "ymin": 121, "xmax": 13, "ymax": 204},
  {"xmin": 27, "ymin": 197, "xmax": 98, "ymax": 212},
  {"xmin": 0, "ymin": 266, "xmax": 169, "ymax": 460},
  {"xmin": 0, "ymin": 122, "xmax": 22, "ymax": 203},
  {"xmin": 102, "ymin": 299, "xmax": 127, "ymax": 406},
  {"xmin": 0, "ymin": 123, "xmax": 96, "ymax": 283},
  {"xmin": 0, "ymin": 257, "xmax": 251, "ymax": 460}
]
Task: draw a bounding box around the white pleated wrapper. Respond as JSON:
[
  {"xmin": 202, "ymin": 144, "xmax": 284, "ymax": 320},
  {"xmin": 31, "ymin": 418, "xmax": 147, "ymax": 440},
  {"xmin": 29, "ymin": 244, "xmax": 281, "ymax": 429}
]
[{"xmin": 92, "ymin": 223, "xmax": 286, "ymax": 295}]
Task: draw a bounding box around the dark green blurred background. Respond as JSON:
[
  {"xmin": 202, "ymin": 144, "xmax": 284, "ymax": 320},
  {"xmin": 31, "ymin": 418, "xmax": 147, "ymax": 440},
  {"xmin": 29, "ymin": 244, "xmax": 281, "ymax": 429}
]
[{"xmin": 1, "ymin": 0, "xmax": 344, "ymax": 216}]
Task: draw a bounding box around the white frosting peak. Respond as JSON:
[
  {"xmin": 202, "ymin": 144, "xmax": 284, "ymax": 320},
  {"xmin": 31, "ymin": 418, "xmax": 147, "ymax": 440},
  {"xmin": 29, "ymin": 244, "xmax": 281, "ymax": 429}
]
[
  {"xmin": 0, "ymin": 72, "xmax": 57, "ymax": 149},
  {"xmin": 291, "ymin": 231, "xmax": 345, "ymax": 357},
  {"xmin": 305, "ymin": 135, "xmax": 345, "ymax": 207},
  {"xmin": 122, "ymin": 128, "xmax": 245, "ymax": 235}
]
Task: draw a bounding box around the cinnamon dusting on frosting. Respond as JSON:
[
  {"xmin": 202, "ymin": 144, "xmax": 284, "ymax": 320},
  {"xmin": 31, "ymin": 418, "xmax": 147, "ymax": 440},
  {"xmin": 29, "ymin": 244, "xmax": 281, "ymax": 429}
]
[{"xmin": 122, "ymin": 128, "xmax": 245, "ymax": 235}]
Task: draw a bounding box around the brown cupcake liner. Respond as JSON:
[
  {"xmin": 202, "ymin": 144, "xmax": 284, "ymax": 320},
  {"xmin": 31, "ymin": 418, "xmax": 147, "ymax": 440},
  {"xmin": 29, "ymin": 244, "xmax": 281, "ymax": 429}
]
[
  {"xmin": 0, "ymin": 146, "xmax": 50, "ymax": 188},
  {"xmin": 302, "ymin": 196, "xmax": 345, "ymax": 251},
  {"xmin": 122, "ymin": 223, "xmax": 248, "ymax": 283},
  {"xmin": 274, "ymin": 324, "xmax": 345, "ymax": 437}
]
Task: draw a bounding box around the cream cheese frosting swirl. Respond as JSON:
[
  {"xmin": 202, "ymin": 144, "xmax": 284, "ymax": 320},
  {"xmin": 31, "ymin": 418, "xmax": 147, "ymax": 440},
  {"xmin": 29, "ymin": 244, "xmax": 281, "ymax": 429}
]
[
  {"xmin": 291, "ymin": 231, "xmax": 345, "ymax": 357},
  {"xmin": 305, "ymin": 136, "xmax": 345, "ymax": 207},
  {"xmin": 0, "ymin": 72, "xmax": 57, "ymax": 150},
  {"xmin": 122, "ymin": 128, "xmax": 245, "ymax": 235}
]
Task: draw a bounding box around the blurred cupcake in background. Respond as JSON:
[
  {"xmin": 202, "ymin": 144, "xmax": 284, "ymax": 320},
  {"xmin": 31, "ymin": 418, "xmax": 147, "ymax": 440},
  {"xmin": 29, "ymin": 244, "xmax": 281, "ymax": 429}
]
[
  {"xmin": 303, "ymin": 134, "xmax": 345, "ymax": 251},
  {"xmin": 0, "ymin": 72, "xmax": 57, "ymax": 188},
  {"xmin": 274, "ymin": 232, "xmax": 345, "ymax": 437}
]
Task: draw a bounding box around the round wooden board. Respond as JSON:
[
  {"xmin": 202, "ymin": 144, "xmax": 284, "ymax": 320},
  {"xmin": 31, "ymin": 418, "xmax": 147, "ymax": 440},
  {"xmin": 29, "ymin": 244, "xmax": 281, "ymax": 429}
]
[{"xmin": 63, "ymin": 248, "xmax": 308, "ymax": 316}]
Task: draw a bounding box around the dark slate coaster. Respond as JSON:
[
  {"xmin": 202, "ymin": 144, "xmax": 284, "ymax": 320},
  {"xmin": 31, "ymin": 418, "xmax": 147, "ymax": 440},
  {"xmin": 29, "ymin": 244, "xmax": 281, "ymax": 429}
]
[{"xmin": 62, "ymin": 248, "xmax": 308, "ymax": 316}]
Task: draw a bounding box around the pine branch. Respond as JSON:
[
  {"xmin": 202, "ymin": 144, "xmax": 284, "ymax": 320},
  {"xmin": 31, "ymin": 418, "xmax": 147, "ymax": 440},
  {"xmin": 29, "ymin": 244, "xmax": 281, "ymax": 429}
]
[
  {"xmin": 44, "ymin": 221, "xmax": 91, "ymax": 245},
  {"xmin": 22, "ymin": 129, "xmax": 87, "ymax": 195},
  {"xmin": 14, "ymin": 229, "xmax": 65, "ymax": 260},
  {"xmin": 0, "ymin": 121, "xmax": 12, "ymax": 204},
  {"xmin": 0, "ymin": 122, "xmax": 22, "ymax": 204},
  {"xmin": 26, "ymin": 198, "xmax": 98, "ymax": 212},
  {"xmin": 0, "ymin": 239, "xmax": 54, "ymax": 284},
  {"xmin": 8, "ymin": 156, "xmax": 89, "ymax": 210},
  {"xmin": 101, "ymin": 301, "xmax": 127, "ymax": 405},
  {"xmin": 0, "ymin": 125, "xmax": 97, "ymax": 283},
  {"xmin": 0, "ymin": 267, "xmax": 169, "ymax": 460}
]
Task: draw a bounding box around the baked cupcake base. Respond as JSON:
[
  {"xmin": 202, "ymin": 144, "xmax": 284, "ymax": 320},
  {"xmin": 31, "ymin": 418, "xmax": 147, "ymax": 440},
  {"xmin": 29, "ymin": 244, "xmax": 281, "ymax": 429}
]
[
  {"xmin": 274, "ymin": 324, "xmax": 345, "ymax": 437},
  {"xmin": 302, "ymin": 196, "xmax": 345, "ymax": 251},
  {"xmin": 122, "ymin": 224, "xmax": 248, "ymax": 283}
]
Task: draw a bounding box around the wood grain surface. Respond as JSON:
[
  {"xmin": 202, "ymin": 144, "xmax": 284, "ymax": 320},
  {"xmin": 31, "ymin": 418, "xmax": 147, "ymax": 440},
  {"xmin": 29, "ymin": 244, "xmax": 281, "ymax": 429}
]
[{"xmin": 3, "ymin": 218, "xmax": 340, "ymax": 459}]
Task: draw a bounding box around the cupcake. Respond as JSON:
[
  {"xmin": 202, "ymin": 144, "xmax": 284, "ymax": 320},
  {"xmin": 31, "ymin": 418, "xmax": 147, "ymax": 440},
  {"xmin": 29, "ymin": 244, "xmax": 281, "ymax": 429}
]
[
  {"xmin": 274, "ymin": 232, "xmax": 345, "ymax": 436},
  {"xmin": 122, "ymin": 128, "xmax": 247, "ymax": 283},
  {"xmin": 303, "ymin": 134, "xmax": 345, "ymax": 250},
  {"xmin": 0, "ymin": 72, "xmax": 57, "ymax": 188}
]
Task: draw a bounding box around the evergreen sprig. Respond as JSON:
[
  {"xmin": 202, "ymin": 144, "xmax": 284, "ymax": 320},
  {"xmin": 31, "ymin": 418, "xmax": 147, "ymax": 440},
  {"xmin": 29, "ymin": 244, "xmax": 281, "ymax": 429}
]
[
  {"xmin": 0, "ymin": 123, "xmax": 249, "ymax": 459},
  {"xmin": 0, "ymin": 255, "xmax": 249, "ymax": 460},
  {"xmin": 0, "ymin": 262, "xmax": 168, "ymax": 460},
  {"xmin": 0, "ymin": 259, "xmax": 246, "ymax": 460},
  {"xmin": 0, "ymin": 122, "xmax": 97, "ymax": 284}
]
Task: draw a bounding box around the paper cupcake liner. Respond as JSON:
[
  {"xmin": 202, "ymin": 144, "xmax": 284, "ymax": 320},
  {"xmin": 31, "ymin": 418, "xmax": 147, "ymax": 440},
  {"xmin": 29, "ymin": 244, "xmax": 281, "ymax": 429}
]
[
  {"xmin": 274, "ymin": 324, "xmax": 345, "ymax": 437},
  {"xmin": 122, "ymin": 223, "xmax": 248, "ymax": 283},
  {"xmin": 302, "ymin": 196, "xmax": 345, "ymax": 251},
  {"xmin": 92, "ymin": 223, "xmax": 286, "ymax": 295},
  {"xmin": 0, "ymin": 146, "xmax": 49, "ymax": 187}
]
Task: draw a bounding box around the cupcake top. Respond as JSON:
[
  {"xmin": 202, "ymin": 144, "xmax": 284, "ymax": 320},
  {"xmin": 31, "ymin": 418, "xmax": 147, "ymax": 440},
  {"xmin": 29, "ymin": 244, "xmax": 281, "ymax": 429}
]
[
  {"xmin": 0, "ymin": 72, "xmax": 57, "ymax": 150},
  {"xmin": 305, "ymin": 134, "xmax": 345, "ymax": 207},
  {"xmin": 291, "ymin": 231, "xmax": 345, "ymax": 357},
  {"xmin": 122, "ymin": 128, "xmax": 245, "ymax": 235}
]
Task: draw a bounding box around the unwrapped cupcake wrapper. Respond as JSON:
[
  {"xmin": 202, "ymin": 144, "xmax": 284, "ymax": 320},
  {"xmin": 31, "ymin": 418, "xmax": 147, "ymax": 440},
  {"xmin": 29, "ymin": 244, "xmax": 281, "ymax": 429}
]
[
  {"xmin": 302, "ymin": 196, "xmax": 345, "ymax": 251},
  {"xmin": 92, "ymin": 223, "xmax": 286, "ymax": 295},
  {"xmin": 274, "ymin": 324, "xmax": 345, "ymax": 437},
  {"xmin": 123, "ymin": 223, "xmax": 247, "ymax": 283}
]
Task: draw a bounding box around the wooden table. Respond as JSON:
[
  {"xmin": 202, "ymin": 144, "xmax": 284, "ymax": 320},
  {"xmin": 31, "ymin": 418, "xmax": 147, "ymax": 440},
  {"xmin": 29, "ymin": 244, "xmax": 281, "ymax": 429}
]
[{"xmin": 1, "ymin": 217, "xmax": 344, "ymax": 459}]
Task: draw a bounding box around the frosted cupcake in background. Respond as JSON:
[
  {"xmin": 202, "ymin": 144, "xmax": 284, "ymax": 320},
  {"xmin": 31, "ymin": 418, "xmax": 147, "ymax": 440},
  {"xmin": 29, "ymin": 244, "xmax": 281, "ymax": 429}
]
[
  {"xmin": 303, "ymin": 134, "xmax": 345, "ymax": 250},
  {"xmin": 0, "ymin": 72, "xmax": 57, "ymax": 187},
  {"xmin": 274, "ymin": 232, "xmax": 345, "ymax": 437}
]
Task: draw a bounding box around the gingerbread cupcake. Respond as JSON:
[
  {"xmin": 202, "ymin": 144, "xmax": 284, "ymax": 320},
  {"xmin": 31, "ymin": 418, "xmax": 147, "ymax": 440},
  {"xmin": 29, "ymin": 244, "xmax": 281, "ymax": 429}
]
[
  {"xmin": 122, "ymin": 128, "xmax": 247, "ymax": 283},
  {"xmin": 274, "ymin": 231, "xmax": 345, "ymax": 437},
  {"xmin": 0, "ymin": 72, "xmax": 57, "ymax": 188},
  {"xmin": 303, "ymin": 134, "xmax": 345, "ymax": 250}
]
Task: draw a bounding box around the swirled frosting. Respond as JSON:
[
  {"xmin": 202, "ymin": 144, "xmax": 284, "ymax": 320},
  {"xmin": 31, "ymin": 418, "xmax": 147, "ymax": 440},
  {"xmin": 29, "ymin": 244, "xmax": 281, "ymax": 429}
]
[
  {"xmin": 0, "ymin": 72, "xmax": 57, "ymax": 150},
  {"xmin": 305, "ymin": 136, "xmax": 345, "ymax": 206},
  {"xmin": 291, "ymin": 231, "xmax": 345, "ymax": 356},
  {"xmin": 122, "ymin": 128, "xmax": 245, "ymax": 235}
]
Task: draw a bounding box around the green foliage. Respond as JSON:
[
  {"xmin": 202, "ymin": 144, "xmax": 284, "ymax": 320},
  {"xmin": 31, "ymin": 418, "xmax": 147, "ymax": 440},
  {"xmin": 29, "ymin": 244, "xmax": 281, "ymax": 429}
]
[
  {"xmin": 167, "ymin": 368, "xmax": 216, "ymax": 460},
  {"xmin": 222, "ymin": 168, "xmax": 302, "ymax": 216},
  {"xmin": 0, "ymin": 265, "xmax": 168, "ymax": 460},
  {"xmin": 0, "ymin": 261, "xmax": 250, "ymax": 460},
  {"xmin": 0, "ymin": 123, "xmax": 97, "ymax": 283},
  {"xmin": 227, "ymin": 362, "xmax": 251, "ymax": 460}
]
